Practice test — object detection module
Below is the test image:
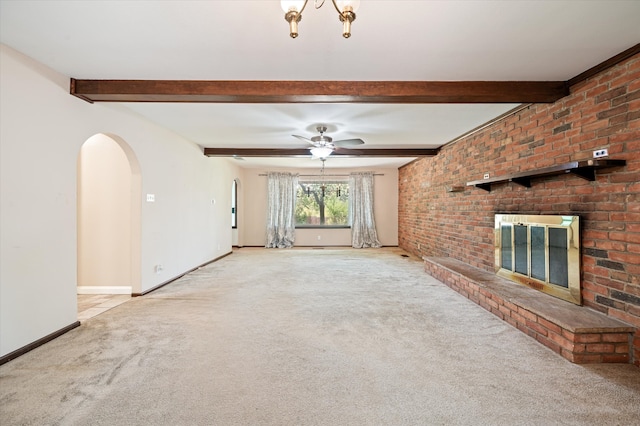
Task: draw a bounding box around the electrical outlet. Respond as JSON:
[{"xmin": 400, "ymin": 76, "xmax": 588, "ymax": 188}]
[
  {"xmin": 154, "ymin": 264, "xmax": 163, "ymax": 274},
  {"xmin": 483, "ymin": 173, "xmax": 490, "ymax": 179},
  {"xmin": 593, "ymin": 149, "xmax": 608, "ymax": 158}
]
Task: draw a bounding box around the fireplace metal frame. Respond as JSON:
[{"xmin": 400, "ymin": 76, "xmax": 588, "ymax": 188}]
[{"xmin": 495, "ymin": 214, "xmax": 581, "ymax": 305}]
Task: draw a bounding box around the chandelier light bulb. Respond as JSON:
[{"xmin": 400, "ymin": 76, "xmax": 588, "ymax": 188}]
[
  {"xmin": 334, "ymin": 0, "xmax": 360, "ymax": 13},
  {"xmin": 280, "ymin": 0, "xmax": 306, "ymax": 13}
]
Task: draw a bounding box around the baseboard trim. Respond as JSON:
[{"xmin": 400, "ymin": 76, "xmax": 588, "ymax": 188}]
[
  {"xmin": 132, "ymin": 251, "xmax": 233, "ymax": 297},
  {"xmin": 77, "ymin": 286, "xmax": 132, "ymax": 295},
  {"xmin": 0, "ymin": 321, "xmax": 81, "ymax": 366}
]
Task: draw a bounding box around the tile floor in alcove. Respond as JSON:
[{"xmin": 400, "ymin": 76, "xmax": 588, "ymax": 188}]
[{"xmin": 77, "ymin": 294, "xmax": 131, "ymax": 321}]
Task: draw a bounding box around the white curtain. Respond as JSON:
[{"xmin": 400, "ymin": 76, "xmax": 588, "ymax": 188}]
[
  {"xmin": 349, "ymin": 172, "xmax": 381, "ymax": 248},
  {"xmin": 265, "ymin": 172, "xmax": 299, "ymax": 248}
]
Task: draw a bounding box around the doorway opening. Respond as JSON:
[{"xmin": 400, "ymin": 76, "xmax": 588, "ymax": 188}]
[
  {"xmin": 77, "ymin": 134, "xmax": 141, "ymax": 318},
  {"xmin": 232, "ymin": 178, "xmax": 242, "ymax": 247}
]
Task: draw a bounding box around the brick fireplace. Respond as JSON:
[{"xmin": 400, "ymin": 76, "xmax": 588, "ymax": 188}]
[{"xmin": 398, "ymin": 51, "xmax": 640, "ymax": 366}]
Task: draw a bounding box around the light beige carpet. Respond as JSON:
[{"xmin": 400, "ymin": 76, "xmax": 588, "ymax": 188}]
[{"xmin": 1, "ymin": 248, "xmax": 639, "ymax": 425}]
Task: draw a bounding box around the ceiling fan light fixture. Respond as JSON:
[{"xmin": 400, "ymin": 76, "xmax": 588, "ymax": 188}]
[{"xmin": 310, "ymin": 146, "xmax": 334, "ymax": 159}]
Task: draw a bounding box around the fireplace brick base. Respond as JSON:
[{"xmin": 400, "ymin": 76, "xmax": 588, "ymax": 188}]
[{"xmin": 424, "ymin": 257, "xmax": 636, "ymax": 364}]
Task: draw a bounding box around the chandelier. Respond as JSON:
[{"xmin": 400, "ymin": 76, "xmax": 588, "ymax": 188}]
[{"xmin": 281, "ymin": 0, "xmax": 360, "ymax": 39}]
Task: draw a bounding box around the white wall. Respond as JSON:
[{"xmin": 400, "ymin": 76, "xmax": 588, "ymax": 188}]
[
  {"xmin": 0, "ymin": 42, "xmax": 401, "ymax": 358},
  {"xmin": 240, "ymin": 168, "xmax": 399, "ymax": 247},
  {"xmin": 0, "ymin": 44, "xmax": 242, "ymax": 357}
]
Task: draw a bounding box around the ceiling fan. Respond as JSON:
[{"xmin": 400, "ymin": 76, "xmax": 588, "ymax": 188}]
[
  {"xmin": 292, "ymin": 125, "xmax": 364, "ymax": 159},
  {"xmin": 202, "ymin": 126, "xmax": 437, "ymax": 158}
]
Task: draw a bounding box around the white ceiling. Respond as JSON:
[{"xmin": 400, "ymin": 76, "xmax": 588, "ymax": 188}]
[{"xmin": 2, "ymin": 1, "xmax": 639, "ymax": 169}]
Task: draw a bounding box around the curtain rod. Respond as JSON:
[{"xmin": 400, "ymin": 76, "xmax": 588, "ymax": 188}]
[{"xmin": 259, "ymin": 173, "xmax": 384, "ymax": 177}]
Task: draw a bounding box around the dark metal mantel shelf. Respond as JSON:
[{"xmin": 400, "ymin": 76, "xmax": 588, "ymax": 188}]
[{"xmin": 466, "ymin": 159, "xmax": 626, "ymax": 192}]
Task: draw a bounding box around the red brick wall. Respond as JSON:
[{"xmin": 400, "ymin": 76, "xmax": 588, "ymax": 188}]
[{"xmin": 398, "ymin": 53, "xmax": 640, "ymax": 366}]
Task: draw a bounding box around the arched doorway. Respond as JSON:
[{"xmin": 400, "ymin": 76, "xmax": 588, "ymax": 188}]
[{"xmin": 77, "ymin": 134, "xmax": 141, "ymax": 299}]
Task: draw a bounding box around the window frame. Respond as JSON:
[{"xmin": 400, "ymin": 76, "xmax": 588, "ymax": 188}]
[{"xmin": 295, "ymin": 179, "xmax": 350, "ymax": 229}]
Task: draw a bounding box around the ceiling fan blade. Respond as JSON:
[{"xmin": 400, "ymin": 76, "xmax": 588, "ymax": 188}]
[
  {"xmin": 333, "ymin": 138, "xmax": 365, "ymax": 147},
  {"xmin": 334, "ymin": 147, "xmax": 363, "ymax": 155},
  {"xmin": 292, "ymin": 134, "xmax": 316, "ymax": 145}
]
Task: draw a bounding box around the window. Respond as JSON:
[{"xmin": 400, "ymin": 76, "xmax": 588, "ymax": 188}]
[{"xmin": 295, "ymin": 180, "xmax": 349, "ymax": 227}]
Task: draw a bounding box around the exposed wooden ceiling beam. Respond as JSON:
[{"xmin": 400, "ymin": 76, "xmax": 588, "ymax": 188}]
[
  {"xmin": 203, "ymin": 148, "xmax": 439, "ymax": 157},
  {"xmin": 70, "ymin": 80, "xmax": 568, "ymax": 104}
]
